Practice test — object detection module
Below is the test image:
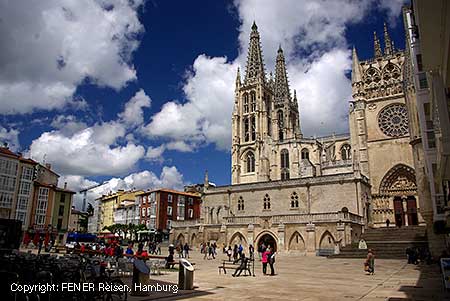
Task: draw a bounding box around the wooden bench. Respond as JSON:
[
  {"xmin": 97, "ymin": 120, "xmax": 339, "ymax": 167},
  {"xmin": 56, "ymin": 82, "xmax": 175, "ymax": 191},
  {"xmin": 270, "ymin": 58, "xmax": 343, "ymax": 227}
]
[{"xmin": 218, "ymin": 261, "xmax": 239, "ymax": 274}]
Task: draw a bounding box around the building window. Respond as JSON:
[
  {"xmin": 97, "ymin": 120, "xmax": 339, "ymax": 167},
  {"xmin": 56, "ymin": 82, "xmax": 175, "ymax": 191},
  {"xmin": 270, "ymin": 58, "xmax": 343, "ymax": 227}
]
[
  {"xmin": 168, "ymin": 194, "xmax": 172, "ymax": 203},
  {"xmin": 188, "ymin": 208, "xmax": 193, "ymax": 219},
  {"xmin": 340, "ymin": 144, "xmax": 352, "ymax": 161},
  {"xmin": 58, "ymin": 204, "xmax": 65, "ymax": 216},
  {"xmin": 246, "ymin": 151, "xmax": 255, "ymax": 173},
  {"xmin": 291, "ymin": 192, "xmax": 299, "ymax": 208},
  {"xmin": 57, "ymin": 218, "xmax": 63, "ymax": 230},
  {"xmin": 301, "ymin": 148, "xmax": 309, "ymax": 160},
  {"xmin": 35, "ymin": 187, "xmax": 49, "ymax": 225},
  {"xmin": 167, "ymin": 206, "xmax": 172, "ymax": 216},
  {"xmin": 250, "ymin": 91, "xmax": 256, "ymax": 112},
  {"xmin": 418, "ymin": 72, "xmax": 428, "ymax": 89},
  {"xmin": 251, "ymin": 116, "xmax": 256, "ymax": 141},
  {"xmin": 166, "ymin": 220, "xmax": 172, "ymax": 229},
  {"xmin": 238, "ymin": 196, "xmax": 244, "ymax": 211},
  {"xmin": 188, "ymin": 197, "xmax": 193, "ymax": 206},
  {"xmin": 378, "ymin": 103, "xmax": 409, "ymax": 137},
  {"xmin": 142, "ymin": 207, "xmax": 146, "ymax": 217},
  {"xmin": 277, "ymin": 110, "xmax": 284, "ymax": 141},
  {"xmin": 177, "ymin": 196, "xmax": 185, "ymax": 220},
  {"xmin": 243, "ymin": 93, "xmax": 249, "ymax": 113},
  {"xmin": 18, "ymin": 182, "xmax": 31, "ymax": 196},
  {"xmin": 263, "ymin": 194, "xmax": 271, "ymax": 210},
  {"xmin": 281, "ymin": 149, "xmax": 290, "ymax": 180},
  {"xmin": 21, "ymin": 166, "xmax": 33, "ymax": 181},
  {"xmin": 244, "ymin": 117, "xmax": 250, "ymax": 142}
]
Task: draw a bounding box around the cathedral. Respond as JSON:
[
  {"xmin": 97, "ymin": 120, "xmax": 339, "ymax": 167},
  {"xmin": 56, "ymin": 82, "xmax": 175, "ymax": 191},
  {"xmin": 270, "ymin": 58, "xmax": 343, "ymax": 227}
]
[{"xmin": 170, "ymin": 22, "xmax": 423, "ymax": 254}]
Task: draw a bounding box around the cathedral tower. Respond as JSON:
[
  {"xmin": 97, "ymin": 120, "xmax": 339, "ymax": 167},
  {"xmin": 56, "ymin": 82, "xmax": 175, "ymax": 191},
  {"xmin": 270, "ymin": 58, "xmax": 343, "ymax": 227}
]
[
  {"xmin": 232, "ymin": 22, "xmax": 273, "ymax": 184},
  {"xmin": 349, "ymin": 23, "xmax": 420, "ymax": 227}
]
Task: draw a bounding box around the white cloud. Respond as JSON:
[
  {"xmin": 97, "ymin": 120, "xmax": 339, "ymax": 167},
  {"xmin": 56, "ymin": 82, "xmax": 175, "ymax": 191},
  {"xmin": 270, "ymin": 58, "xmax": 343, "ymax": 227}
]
[
  {"xmin": 51, "ymin": 115, "xmax": 88, "ymax": 136},
  {"xmin": 29, "ymin": 128, "xmax": 145, "ymax": 176},
  {"xmin": 143, "ymin": 55, "xmax": 237, "ymax": 150},
  {"xmin": 0, "ymin": 0, "xmax": 144, "ymax": 114},
  {"xmin": 290, "ymin": 49, "xmax": 352, "ymax": 136},
  {"xmin": 119, "ymin": 89, "xmax": 152, "ymax": 126},
  {"xmin": 62, "ymin": 167, "xmax": 185, "ymax": 209},
  {"xmin": 166, "ymin": 141, "xmax": 195, "ymax": 152},
  {"xmin": 145, "ymin": 145, "xmax": 166, "ymax": 162},
  {"xmin": 377, "ymin": 0, "xmax": 408, "ymax": 26},
  {"xmin": 143, "ymin": 0, "xmax": 406, "ymax": 149},
  {"xmin": 0, "ymin": 127, "xmax": 20, "ymax": 151}
]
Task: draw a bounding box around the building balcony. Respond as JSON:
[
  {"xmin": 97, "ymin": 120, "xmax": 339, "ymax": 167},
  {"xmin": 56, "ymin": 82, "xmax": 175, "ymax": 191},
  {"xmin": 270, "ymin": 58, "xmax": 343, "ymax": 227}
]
[{"xmin": 226, "ymin": 211, "xmax": 363, "ymax": 225}]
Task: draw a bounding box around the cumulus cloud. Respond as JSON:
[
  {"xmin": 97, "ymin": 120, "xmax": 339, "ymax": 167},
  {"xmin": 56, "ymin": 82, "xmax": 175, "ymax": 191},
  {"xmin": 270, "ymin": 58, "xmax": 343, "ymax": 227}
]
[
  {"xmin": 377, "ymin": 0, "xmax": 408, "ymax": 26},
  {"xmin": 0, "ymin": 127, "xmax": 20, "ymax": 151},
  {"xmin": 119, "ymin": 89, "xmax": 152, "ymax": 126},
  {"xmin": 144, "ymin": 0, "xmax": 406, "ymax": 149},
  {"xmin": 0, "ymin": 0, "xmax": 144, "ymax": 114},
  {"xmin": 28, "ymin": 90, "xmax": 156, "ymax": 176},
  {"xmin": 62, "ymin": 167, "xmax": 184, "ymax": 209},
  {"xmin": 145, "ymin": 145, "xmax": 166, "ymax": 162},
  {"xmin": 143, "ymin": 56, "xmax": 237, "ymax": 150},
  {"xmin": 29, "ymin": 128, "xmax": 145, "ymax": 176}
]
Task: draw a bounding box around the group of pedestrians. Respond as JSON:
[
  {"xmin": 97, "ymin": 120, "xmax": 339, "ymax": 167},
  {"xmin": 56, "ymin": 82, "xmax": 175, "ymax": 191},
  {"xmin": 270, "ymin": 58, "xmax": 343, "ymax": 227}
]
[{"xmin": 201, "ymin": 242, "xmax": 217, "ymax": 259}]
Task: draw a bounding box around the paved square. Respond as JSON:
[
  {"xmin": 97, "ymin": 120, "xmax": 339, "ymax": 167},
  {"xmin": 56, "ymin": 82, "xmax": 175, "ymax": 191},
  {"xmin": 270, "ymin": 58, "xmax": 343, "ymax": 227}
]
[{"xmin": 128, "ymin": 251, "xmax": 448, "ymax": 300}]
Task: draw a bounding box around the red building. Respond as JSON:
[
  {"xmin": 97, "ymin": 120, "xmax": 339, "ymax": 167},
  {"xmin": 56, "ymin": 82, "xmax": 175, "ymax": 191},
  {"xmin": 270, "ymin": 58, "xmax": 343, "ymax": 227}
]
[{"xmin": 136, "ymin": 189, "xmax": 201, "ymax": 236}]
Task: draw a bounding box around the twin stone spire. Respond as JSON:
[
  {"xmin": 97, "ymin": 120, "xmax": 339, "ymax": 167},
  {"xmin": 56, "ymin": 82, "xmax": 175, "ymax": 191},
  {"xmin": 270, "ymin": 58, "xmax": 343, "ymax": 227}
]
[{"xmin": 240, "ymin": 22, "xmax": 293, "ymax": 103}]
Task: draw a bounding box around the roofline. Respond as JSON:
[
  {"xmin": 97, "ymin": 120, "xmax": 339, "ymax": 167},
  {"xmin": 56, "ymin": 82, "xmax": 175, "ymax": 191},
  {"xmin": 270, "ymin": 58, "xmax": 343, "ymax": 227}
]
[{"xmin": 136, "ymin": 188, "xmax": 200, "ymax": 197}]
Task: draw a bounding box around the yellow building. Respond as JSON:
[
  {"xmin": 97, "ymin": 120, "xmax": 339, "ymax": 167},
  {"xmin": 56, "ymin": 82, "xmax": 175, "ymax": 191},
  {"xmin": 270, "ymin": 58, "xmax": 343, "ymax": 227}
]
[{"xmin": 97, "ymin": 190, "xmax": 142, "ymax": 230}]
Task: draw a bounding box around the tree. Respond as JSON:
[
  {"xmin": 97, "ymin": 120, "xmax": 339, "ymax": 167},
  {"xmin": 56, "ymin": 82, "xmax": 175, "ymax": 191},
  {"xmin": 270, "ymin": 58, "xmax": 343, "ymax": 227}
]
[{"xmin": 86, "ymin": 203, "xmax": 94, "ymax": 216}]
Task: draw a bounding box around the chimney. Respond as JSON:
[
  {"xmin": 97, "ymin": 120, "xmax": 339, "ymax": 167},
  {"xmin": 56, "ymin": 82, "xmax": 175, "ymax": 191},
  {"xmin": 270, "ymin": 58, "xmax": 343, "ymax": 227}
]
[
  {"xmin": 2, "ymin": 142, "xmax": 8, "ymax": 149},
  {"xmin": 64, "ymin": 182, "xmax": 67, "ymax": 189}
]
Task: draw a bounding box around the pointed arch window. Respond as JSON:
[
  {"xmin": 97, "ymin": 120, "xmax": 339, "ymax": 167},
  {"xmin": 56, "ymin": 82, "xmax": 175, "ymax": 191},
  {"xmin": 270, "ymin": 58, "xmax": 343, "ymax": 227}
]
[
  {"xmin": 340, "ymin": 144, "xmax": 351, "ymax": 161},
  {"xmin": 237, "ymin": 196, "xmax": 244, "ymax": 211},
  {"xmin": 250, "ymin": 91, "xmax": 256, "ymax": 112},
  {"xmin": 251, "ymin": 116, "xmax": 256, "ymax": 141},
  {"xmin": 281, "ymin": 149, "xmax": 290, "ymax": 180},
  {"xmin": 301, "ymin": 148, "xmax": 309, "ymax": 160},
  {"xmin": 263, "ymin": 194, "xmax": 271, "ymax": 210},
  {"xmin": 243, "ymin": 93, "xmax": 249, "ymax": 113},
  {"xmin": 277, "ymin": 110, "xmax": 284, "ymax": 141},
  {"xmin": 246, "ymin": 151, "xmax": 255, "ymax": 173},
  {"xmin": 244, "ymin": 117, "xmax": 250, "ymax": 142},
  {"xmin": 290, "ymin": 192, "xmax": 299, "ymax": 208}
]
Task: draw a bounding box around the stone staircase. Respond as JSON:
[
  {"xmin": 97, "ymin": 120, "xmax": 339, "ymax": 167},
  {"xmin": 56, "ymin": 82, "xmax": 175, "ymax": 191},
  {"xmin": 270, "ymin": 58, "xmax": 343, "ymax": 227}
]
[{"xmin": 330, "ymin": 226, "xmax": 428, "ymax": 259}]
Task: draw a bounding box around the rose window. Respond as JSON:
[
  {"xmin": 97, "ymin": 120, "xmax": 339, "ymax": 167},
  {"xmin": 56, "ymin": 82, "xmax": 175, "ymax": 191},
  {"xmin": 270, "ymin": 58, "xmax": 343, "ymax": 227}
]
[{"xmin": 378, "ymin": 104, "xmax": 409, "ymax": 137}]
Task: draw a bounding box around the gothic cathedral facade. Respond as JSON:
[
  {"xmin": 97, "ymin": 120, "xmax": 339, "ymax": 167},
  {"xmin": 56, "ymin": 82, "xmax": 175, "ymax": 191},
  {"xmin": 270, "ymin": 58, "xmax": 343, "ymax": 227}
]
[{"xmin": 170, "ymin": 23, "xmax": 423, "ymax": 254}]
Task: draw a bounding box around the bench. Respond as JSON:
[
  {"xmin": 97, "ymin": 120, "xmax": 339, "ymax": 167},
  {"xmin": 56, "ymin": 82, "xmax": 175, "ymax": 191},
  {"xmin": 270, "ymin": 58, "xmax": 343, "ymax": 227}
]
[{"xmin": 218, "ymin": 260, "xmax": 252, "ymax": 276}]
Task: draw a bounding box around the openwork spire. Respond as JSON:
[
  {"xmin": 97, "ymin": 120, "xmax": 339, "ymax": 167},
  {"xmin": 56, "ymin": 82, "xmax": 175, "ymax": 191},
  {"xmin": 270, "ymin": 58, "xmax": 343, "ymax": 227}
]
[
  {"xmin": 374, "ymin": 31, "xmax": 382, "ymax": 58},
  {"xmin": 274, "ymin": 46, "xmax": 290, "ymax": 102},
  {"xmin": 351, "ymin": 46, "xmax": 362, "ymax": 83},
  {"xmin": 383, "ymin": 22, "xmax": 393, "ymax": 55},
  {"xmin": 244, "ymin": 22, "xmax": 266, "ymax": 84}
]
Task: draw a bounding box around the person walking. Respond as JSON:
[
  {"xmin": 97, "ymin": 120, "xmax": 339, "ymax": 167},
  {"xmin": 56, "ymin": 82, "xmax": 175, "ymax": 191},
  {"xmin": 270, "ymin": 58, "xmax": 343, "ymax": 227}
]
[
  {"xmin": 249, "ymin": 244, "xmax": 255, "ymax": 259},
  {"xmin": 204, "ymin": 242, "xmax": 209, "ymax": 260},
  {"xmin": 233, "ymin": 244, "xmax": 238, "ymax": 261},
  {"xmin": 386, "ymin": 219, "xmax": 390, "ymax": 228},
  {"xmin": 365, "ymin": 249, "xmax": 375, "ymax": 275},
  {"xmin": 227, "ymin": 246, "xmax": 232, "ymax": 262},
  {"xmin": 183, "ymin": 243, "xmax": 190, "ymax": 259},
  {"xmin": 261, "ymin": 247, "xmax": 270, "ymax": 275}
]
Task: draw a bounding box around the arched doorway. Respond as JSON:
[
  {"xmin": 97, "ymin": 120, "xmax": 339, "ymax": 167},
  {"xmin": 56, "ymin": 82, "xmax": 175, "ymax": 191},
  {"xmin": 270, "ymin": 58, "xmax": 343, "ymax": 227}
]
[
  {"xmin": 257, "ymin": 233, "xmax": 277, "ymax": 252},
  {"xmin": 288, "ymin": 232, "xmax": 305, "ymax": 251},
  {"xmin": 191, "ymin": 233, "xmax": 197, "ymax": 248},
  {"xmin": 229, "ymin": 232, "xmax": 247, "ymax": 249},
  {"xmin": 176, "ymin": 233, "xmax": 185, "ymax": 245},
  {"xmin": 319, "ymin": 231, "xmax": 335, "ymax": 251}
]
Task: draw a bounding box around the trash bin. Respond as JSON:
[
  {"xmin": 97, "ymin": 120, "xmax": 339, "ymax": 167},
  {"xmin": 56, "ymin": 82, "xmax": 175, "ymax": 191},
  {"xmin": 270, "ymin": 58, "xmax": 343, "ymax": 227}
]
[
  {"xmin": 178, "ymin": 259, "xmax": 194, "ymax": 290},
  {"xmin": 131, "ymin": 259, "xmax": 151, "ymax": 296}
]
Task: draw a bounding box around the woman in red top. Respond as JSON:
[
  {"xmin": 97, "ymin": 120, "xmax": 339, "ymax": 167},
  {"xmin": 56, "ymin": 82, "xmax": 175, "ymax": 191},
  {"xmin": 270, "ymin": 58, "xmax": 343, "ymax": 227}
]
[{"xmin": 261, "ymin": 246, "xmax": 271, "ymax": 275}]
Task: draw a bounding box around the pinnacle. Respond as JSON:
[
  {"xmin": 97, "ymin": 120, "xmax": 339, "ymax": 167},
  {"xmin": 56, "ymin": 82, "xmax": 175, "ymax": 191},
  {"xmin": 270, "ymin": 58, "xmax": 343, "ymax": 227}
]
[
  {"xmin": 252, "ymin": 21, "xmax": 258, "ymax": 31},
  {"xmin": 278, "ymin": 44, "xmax": 283, "ymax": 53}
]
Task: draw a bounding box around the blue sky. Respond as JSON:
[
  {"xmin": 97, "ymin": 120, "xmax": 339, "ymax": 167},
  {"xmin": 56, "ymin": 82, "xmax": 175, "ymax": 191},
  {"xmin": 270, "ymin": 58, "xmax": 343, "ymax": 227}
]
[{"xmin": 0, "ymin": 0, "xmax": 407, "ymax": 208}]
